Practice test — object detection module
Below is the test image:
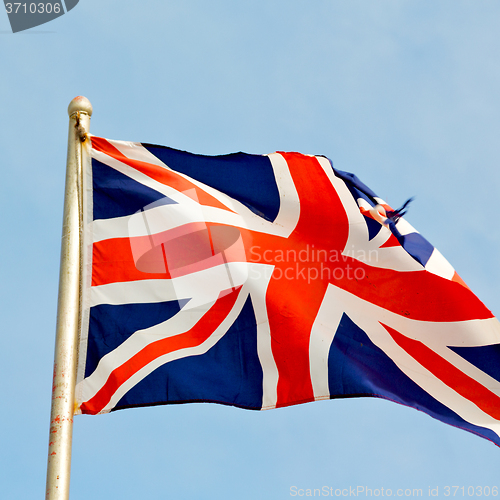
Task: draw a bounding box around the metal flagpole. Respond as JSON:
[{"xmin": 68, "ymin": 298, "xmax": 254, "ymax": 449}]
[{"xmin": 45, "ymin": 96, "xmax": 92, "ymax": 500}]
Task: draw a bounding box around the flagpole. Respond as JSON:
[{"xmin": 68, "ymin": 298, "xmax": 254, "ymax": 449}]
[{"xmin": 45, "ymin": 96, "xmax": 92, "ymax": 500}]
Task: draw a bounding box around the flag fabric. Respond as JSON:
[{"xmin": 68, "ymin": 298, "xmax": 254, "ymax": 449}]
[{"xmin": 75, "ymin": 135, "xmax": 500, "ymax": 447}]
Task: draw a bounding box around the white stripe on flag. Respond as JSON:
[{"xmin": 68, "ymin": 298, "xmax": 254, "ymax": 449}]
[
  {"xmin": 247, "ymin": 263, "xmax": 280, "ymax": 410},
  {"xmin": 266, "ymin": 153, "xmax": 300, "ymax": 233},
  {"xmin": 90, "ymin": 262, "xmax": 250, "ymax": 307},
  {"xmin": 309, "ymin": 293, "xmax": 344, "ymax": 401},
  {"xmin": 424, "ymin": 247, "xmax": 455, "ymax": 280}
]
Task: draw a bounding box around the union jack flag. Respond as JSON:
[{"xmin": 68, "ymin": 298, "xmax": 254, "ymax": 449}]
[{"xmin": 75, "ymin": 136, "xmax": 500, "ymax": 447}]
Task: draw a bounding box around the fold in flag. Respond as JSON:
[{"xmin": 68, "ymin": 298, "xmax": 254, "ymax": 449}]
[{"xmin": 76, "ymin": 136, "xmax": 500, "ymax": 447}]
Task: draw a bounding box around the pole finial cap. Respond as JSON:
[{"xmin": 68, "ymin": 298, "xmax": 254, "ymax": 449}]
[{"xmin": 68, "ymin": 96, "xmax": 93, "ymax": 117}]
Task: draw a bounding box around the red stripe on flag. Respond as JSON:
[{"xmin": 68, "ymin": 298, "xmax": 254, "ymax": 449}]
[
  {"xmin": 270, "ymin": 153, "xmax": 351, "ymax": 407},
  {"xmin": 92, "ymin": 222, "xmax": 248, "ymax": 286},
  {"xmin": 382, "ymin": 323, "xmax": 500, "ymax": 421},
  {"xmin": 92, "ymin": 237, "xmax": 171, "ymax": 286},
  {"xmin": 80, "ymin": 287, "xmax": 243, "ymax": 415},
  {"xmin": 91, "ymin": 137, "xmax": 235, "ymax": 213},
  {"xmin": 380, "ymin": 233, "xmax": 400, "ymax": 248}
]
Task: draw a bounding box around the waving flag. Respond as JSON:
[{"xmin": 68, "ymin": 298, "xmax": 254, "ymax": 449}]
[{"xmin": 75, "ymin": 136, "xmax": 500, "ymax": 447}]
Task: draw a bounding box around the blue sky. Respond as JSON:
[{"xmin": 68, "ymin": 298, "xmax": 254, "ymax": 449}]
[{"xmin": 2, "ymin": 1, "xmax": 500, "ymax": 499}]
